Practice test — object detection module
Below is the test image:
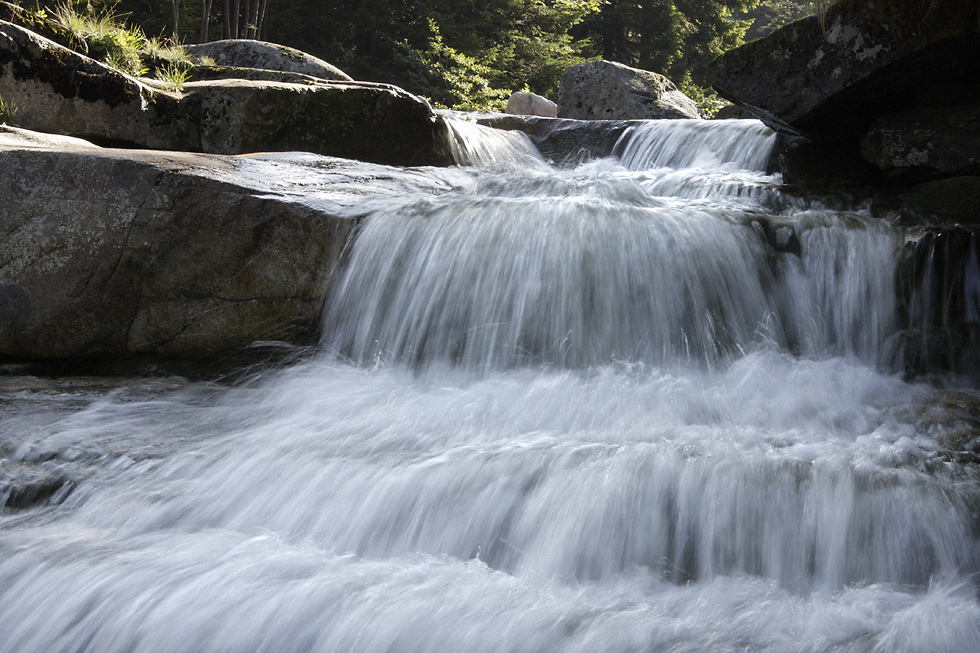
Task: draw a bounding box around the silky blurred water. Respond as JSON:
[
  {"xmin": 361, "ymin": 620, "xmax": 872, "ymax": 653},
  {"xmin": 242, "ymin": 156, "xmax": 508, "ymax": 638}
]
[{"xmin": 1, "ymin": 118, "xmax": 979, "ymax": 652}]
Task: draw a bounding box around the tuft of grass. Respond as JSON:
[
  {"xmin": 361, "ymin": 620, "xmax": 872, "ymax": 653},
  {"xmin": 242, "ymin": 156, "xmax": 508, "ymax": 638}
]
[
  {"xmin": 0, "ymin": 94, "xmax": 17, "ymax": 124},
  {"xmin": 198, "ymin": 55, "xmax": 217, "ymax": 67},
  {"xmin": 143, "ymin": 36, "xmax": 192, "ymax": 65},
  {"xmin": 155, "ymin": 61, "xmax": 191, "ymax": 92},
  {"xmin": 51, "ymin": 3, "xmax": 147, "ymax": 76}
]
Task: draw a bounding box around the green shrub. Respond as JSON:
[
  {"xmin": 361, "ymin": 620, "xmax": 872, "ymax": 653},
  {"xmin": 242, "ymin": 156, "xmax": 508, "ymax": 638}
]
[
  {"xmin": 678, "ymin": 77, "xmax": 726, "ymax": 117},
  {"xmin": 391, "ymin": 20, "xmax": 512, "ymax": 112}
]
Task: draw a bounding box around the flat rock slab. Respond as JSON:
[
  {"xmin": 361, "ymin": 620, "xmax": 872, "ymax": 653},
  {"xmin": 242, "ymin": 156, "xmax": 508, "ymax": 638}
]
[{"xmin": 0, "ymin": 127, "xmax": 466, "ymax": 362}]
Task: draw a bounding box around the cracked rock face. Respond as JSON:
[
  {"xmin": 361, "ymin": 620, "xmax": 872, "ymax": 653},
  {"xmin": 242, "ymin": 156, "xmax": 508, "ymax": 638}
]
[
  {"xmin": 557, "ymin": 60, "xmax": 701, "ymax": 121},
  {"xmin": 0, "ymin": 130, "xmax": 359, "ymax": 360}
]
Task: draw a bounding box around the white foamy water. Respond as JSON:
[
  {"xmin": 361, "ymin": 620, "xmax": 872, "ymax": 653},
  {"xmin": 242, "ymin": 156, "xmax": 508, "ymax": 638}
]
[
  {"xmin": 617, "ymin": 118, "xmax": 779, "ymax": 172},
  {"xmin": 444, "ymin": 117, "xmax": 546, "ymax": 167},
  {"xmin": 2, "ymin": 119, "xmax": 979, "ymax": 652}
]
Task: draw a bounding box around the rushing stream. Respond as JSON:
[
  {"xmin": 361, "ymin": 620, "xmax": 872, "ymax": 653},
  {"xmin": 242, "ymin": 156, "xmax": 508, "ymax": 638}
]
[{"xmin": 2, "ymin": 118, "xmax": 980, "ymax": 652}]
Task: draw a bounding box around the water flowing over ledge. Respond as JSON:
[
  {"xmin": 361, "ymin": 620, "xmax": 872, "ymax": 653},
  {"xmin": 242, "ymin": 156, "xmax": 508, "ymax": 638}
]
[
  {"xmin": 325, "ymin": 119, "xmax": 895, "ymax": 371},
  {"xmin": 3, "ymin": 117, "xmax": 980, "ymax": 652},
  {"xmin": 616, "ymin": 118, "xmax": 780, "ymax": 172}
]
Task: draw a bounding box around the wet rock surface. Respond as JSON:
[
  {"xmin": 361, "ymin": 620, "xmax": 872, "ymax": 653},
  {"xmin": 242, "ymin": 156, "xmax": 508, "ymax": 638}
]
[
  {"xmin": 0, "ymin": 459, "xmax": 73, "ymax": 510},
  {"xmin": 897, "ymin": 227, "xmax": 980, "ymax": 378},
  {"xmin": 902, "ymin": 177, "xmax": 980, "ymax": 223}
]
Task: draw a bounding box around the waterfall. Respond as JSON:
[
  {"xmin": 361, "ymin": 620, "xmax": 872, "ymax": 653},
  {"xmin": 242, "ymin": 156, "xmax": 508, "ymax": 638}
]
[
  {"xmin": 324, "ymin": 121, "xmax": 896, "ymax": 370},
  {"xmin": 3, "ymin": 118, "xmax": 980, "ymax": 652},
  {"xmin": 616, "ymin": 118, "xmax": 780, "ymax": 172}
]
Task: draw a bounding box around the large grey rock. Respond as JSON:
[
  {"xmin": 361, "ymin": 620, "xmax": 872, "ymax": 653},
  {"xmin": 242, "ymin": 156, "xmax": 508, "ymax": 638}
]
[
  {"xmin": 185, "ymin": 40, "xmax": 352, "ymax": 82},
  {"xmin": 0, "ymin": 20, "xmax": 452, "ymax": 166},
  {"xmin": 190, "ymin": 78, "xmax": 452, "ymax": 165},
  {"xmin": 506, "ymin": 91, "xmax": 557, "ymax": 118},
  {"xmin": 706, "ymin": 2, "xmax": 980, "ymax": 141},
  {"xmin": 0, "ymin": 128, "xmax": 364, "ymax": 360},
  {"xmin": 862, "ymin": 104, "xmax": 980, "ymax": 178},
  {"xmin": 557, "ymin": 60, "xmax": 701, "ymax": 121}
]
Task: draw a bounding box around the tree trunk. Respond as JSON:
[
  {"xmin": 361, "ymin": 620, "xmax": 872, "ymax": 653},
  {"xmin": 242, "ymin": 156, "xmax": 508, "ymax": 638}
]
[
  {"xmin": 230, "ymin": 0, "xmax": 240, "ymax": 38},
  {"xmin": 256, "ymin": 0, "xmax": 270, "ymax": 40},
  {"xmin": 247, "ymin": 0, "xmax": 260, "ymax": 38},
  {"xmin": 222, "ymin": 0, "xmax": 230, "ymax": 38},
  {"xmin": 200, "ymin": 0, "xmax": 213, "ymax": 42},
  {"xmin": 172, "ymin": 0, "xmax": 180, "ymax": 39}
]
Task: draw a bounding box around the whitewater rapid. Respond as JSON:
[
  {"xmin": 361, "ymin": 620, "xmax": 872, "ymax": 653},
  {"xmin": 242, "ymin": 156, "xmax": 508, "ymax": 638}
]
[{"xmin": 1, "ymin": 118, "xmax": 979, "ymax": 652}]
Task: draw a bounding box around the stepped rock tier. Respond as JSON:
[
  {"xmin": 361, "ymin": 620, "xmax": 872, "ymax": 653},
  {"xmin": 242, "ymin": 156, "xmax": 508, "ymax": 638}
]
[{"xmin": 2, "ymin": 13, "xmax": 980, "ymax": 653}]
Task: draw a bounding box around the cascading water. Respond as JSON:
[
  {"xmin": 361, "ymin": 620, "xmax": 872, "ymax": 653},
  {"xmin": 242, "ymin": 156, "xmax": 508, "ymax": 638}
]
[
  {"xmin": 2, "ymin": 117, "xmax": 980, "ymax": 652},
  {"xmin": 325, "ymin": 120, "xmax": 896, "ymax": 369}
]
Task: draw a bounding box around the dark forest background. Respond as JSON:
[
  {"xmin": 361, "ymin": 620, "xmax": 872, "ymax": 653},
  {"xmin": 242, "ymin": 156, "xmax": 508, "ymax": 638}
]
[{"xmin": 40, "ymin": 0, "xmax": 815, "ymax": 109}]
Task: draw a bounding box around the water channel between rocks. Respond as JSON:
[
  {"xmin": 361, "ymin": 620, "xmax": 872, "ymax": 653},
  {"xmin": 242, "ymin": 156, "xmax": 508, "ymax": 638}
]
[{"xmin": 1, "ymin": 118, "xmax": 980, "ymax": 652}]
